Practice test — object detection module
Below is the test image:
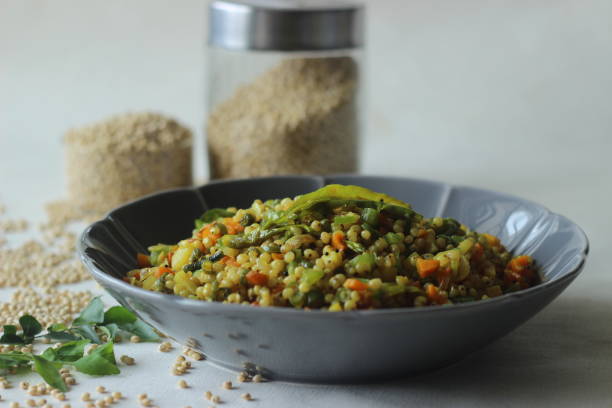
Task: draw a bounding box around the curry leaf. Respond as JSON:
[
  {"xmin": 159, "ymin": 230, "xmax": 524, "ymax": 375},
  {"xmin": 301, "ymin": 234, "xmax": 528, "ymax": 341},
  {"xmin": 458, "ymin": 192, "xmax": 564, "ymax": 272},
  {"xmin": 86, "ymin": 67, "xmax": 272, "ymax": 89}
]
[
  {"xmin": 52, "ymin": 340, "xmax": 89, "ymax": 363},
  {"xmin": 73, "ymin": 342, "xmax": 120, "ymax": 375},
  {"xmin": 32, "ymin": 355, "xmax": 67, "ymax": 392},
  {"xmin": 72, "ymin": 325, "xmax": 101, "ymax": 344},
  {"xmin": 103, "ymin": 306, "xmax": 137, "ymax": 325},
  {"xmin": 19, "ymin": 315, "xmax": 43, "ymax": 339},
  {"xmin": 118, "ymin": 319, "xmax": 159, "ymax": 342},
  {"xmin": 73, "ymin": 297, "xmax": 104, "ymax": 326},
  {"xmin": 1, "ymin": 325, "xmax": 24, "ymax": 344}
]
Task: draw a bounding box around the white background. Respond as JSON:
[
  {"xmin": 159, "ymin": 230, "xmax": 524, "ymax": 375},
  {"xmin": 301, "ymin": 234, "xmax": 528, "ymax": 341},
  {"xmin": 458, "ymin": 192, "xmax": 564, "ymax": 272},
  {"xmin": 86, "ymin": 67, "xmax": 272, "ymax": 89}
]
[{"xmin": 1, "ymin": 1, "xmax": 611, "ymax": 407}]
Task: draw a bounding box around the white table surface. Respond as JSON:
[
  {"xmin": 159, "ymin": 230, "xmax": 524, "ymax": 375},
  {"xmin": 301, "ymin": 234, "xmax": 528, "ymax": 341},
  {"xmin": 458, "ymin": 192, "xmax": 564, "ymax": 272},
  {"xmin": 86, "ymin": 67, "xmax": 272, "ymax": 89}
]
[{"xmin": 1, "ymin": 1, "xmax": 611, "ymax": 407}]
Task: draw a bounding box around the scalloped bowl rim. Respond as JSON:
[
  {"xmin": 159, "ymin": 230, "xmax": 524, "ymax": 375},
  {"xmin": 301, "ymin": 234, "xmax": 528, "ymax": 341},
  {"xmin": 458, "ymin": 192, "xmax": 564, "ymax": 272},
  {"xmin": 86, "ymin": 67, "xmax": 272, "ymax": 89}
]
[{"xmin": 78, "ymin": 175, "xmax": 589, "ymax": 318}]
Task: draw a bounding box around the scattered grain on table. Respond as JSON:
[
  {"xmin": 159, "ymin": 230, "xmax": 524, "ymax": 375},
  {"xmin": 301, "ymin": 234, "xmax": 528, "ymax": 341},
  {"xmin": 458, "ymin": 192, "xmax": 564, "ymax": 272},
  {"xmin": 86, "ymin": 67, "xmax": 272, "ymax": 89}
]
[{"xmin": 0, "ymin": 288, "xmax": 91, "ymax": 328}]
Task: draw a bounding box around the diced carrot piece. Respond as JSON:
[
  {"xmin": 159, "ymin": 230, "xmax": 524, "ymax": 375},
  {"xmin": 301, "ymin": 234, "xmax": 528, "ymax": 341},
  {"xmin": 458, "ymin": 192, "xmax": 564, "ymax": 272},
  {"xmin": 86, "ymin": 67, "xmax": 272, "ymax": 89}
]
[
  {"xmin": 514, "ymin": 255, "xmax": 532, "ymax": 267},
  {"xmin": 223, "ymin": 218, "xmax": 245, "ymax": 235},
  {"xmin": 416, "ymin": 258, "xmax": 440, "ymax": 278},
  {"xmin": 271, "ymin": 253, "xmax": 284, "ymax": 261},
  {"xmin": 199, "ymin": 223, "xmax": 222, "ymax": 245},
  {"xmin": 220, "ymin": 256, "xmax": 240, "ymax": 267},
  {"xmin": 331, "ymin": 231, "xmax": 347, "ymax": 251},
  {"xmin": 472, "ymin": 243, "xmax": 484, "ymax": 261},
  {"xmin": 136, "ymin": 253, "xmax": 151, "ymax": 267},
  {"xmin": 425, "ymin": 284, "xmax": 447, "ymax": 304},
  {"xmin": 344, "ymin": 278, "xmax": 368, "ymax": 291},
  {"xmin": 246, "ymin": 271, "xmax": 268, "ymax": 286},
  {"xmin": 154, "ymin": 266, "xmax": 173, "ymax": 278}
]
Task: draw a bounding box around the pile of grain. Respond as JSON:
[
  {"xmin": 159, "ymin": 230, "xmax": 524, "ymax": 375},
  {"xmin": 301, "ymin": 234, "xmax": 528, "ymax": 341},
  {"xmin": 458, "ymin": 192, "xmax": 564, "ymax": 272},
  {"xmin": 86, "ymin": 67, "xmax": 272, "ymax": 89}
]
[
  {"xmin": 207, "ymin": 56, "xmax": 359, "ymax": 179},
  {"xmin": 65, "ymin": 112, "xmax": 193, "ymax": 214},
  {"xmin": 0, "ymin": 288, "xmax": 91, "ymax": 328}
]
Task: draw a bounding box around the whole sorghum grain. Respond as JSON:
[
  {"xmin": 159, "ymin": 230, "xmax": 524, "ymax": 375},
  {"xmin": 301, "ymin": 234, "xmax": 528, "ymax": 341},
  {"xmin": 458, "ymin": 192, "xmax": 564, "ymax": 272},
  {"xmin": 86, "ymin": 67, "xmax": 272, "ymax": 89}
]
[
  {"xmin": 0, "ymin": 240, "xmax": 90, "ymax": 289},
  {"xmin": 207, "ymin": 57, "xmax": 358, "ymax": 179},
  {"xmin": 64, "ymin": 112, "xmax": 192, "ymax": 214},
  {"xmin": 0, "ymin": 289, "xmax": 90, "ymax": 328}
]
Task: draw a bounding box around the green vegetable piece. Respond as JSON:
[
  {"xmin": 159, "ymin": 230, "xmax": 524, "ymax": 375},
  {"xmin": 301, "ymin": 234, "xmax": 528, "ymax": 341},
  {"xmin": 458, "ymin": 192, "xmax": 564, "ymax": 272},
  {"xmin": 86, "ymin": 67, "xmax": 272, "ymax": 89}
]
[
  {"xmin": 33, "ymin": 355, "xmax": 67, "ymax": 392},
  {"xmin": 222, "ymin": 227, "xmax": 289, "ymax": 249},
  {"xmin": 1, "ymin": 325, "xmax": 24, "ymax": 344},
  {"xmin": 361, "ymin": 207, "xmax": 379, "ymax": 226},
  {"xmin": 148, "ymin": 244, "xmax": 174, "ymax": 266},
  {"xmin": 73, "ymin": 297, "xmax": 104, "ymax": 326},
  {"xmin": 305, "ymin": 289, "xmax": 325, "ymax": 308},
  {"xmin": 384, "ymin": 232, "xmax": 402, "ymax": 245},
  {"xmin": 333, "ymin": 213, "xmax": 360, "ymax": 226},
  {"xmin": 263, "ymin": 185, "xmax": 410, "ymax": 228},
  {"xmin": 380, "ymin": 283, "xmax": 406, "ymax": 296},
  {"xmin": 302, "ymin": 268, "xmax": 325, "ymax": 285},
  {"xmin": 73, "ymin": 342, "xmax": 120, "ymax": 376},
  {"xmin": 289, "ymin": 292, "xmax": 305, "ymax": 308},
  {"xmin": 19, "ymin": 315, "xmax": 42, "ymax": 340},
  {"xmin": 209, "ymin": 251, "xmax": 224, "ymax": 262},
  {"xmin": 348, "ymin": 253, "xmax": 376, "ymax": 269},
  {"xmin": 103, "ymin": 306, "xmax": 137, "ymax": 325},
  {"xmin": 240, "ymin": 213, "xmax": 255, "ymax": 226},
  {"xmin": 198, "ymin": 208, "xmax": 234, "ymax": 224},
  {"xmin": 346, "ymin": 241, "xmax": 365, "ymax": 253},
  {"xmin": 291, "ymin": 184, "xmax": 409, "ymax": 214}
]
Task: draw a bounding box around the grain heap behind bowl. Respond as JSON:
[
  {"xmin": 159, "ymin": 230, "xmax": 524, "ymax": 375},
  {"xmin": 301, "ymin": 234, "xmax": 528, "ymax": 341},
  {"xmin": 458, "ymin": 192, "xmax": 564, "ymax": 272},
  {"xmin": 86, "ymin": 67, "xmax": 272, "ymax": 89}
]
[{"xmin": 64, "ymin": 112, "xmax": 192, "ymax": 214}]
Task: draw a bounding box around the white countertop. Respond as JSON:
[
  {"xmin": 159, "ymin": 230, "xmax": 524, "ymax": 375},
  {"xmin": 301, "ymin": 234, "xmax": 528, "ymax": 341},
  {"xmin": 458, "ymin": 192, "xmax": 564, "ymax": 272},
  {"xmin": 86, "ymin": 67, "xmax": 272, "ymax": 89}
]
[{"xmin": 1, "ymin": 1, "xmax": 611, "ymax": 407}]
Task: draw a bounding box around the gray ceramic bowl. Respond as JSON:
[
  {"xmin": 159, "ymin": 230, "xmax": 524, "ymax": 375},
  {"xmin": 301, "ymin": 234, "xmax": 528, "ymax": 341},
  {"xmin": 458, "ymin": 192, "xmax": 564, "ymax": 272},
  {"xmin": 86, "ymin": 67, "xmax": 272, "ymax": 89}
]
[{"xmin": 78, "ymin": 175, "xmax": 588, "ymax": 382}]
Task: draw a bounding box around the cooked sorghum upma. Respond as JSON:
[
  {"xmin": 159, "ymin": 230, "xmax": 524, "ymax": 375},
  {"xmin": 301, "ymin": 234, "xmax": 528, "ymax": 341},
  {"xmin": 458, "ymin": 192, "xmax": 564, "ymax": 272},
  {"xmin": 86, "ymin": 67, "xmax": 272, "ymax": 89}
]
[{"xmin": 127, "ymin": 185, "xmax": 539, "ymax": 310}]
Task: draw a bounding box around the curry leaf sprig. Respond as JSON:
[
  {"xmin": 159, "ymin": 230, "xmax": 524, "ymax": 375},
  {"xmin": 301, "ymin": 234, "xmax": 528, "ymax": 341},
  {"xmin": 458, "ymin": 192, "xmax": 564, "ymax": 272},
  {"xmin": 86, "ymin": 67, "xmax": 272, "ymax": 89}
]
[{"xmin": 0, "ymin": 297, "xmax": 159, "ymax": 391}]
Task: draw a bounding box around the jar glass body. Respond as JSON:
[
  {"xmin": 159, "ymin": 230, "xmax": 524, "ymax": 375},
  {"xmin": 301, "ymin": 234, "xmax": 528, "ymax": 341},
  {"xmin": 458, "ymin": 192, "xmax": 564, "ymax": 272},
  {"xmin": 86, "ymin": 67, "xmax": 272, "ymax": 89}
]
[{"xmin": 205, "ymin": 47, "xmax": 363, "ymax": 180}]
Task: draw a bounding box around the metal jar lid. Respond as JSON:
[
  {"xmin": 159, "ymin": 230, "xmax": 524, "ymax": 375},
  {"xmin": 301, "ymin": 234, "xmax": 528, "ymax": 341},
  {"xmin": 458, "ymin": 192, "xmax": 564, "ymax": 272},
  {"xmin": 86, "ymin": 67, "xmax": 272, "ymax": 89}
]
[{"xmin": 208, "ymin": 0, "xmax": 364, "ymax": 51}]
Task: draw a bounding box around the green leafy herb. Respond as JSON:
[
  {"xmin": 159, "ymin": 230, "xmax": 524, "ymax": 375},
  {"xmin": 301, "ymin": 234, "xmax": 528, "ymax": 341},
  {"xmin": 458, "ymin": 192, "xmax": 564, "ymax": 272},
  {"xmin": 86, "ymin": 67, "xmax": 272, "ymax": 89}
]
[
  {"xmin": 74, "ymin": 342, "xmax": 120, "ymax": 376},
  {"xmin": 103, "ymin": 306, "xmax": 137, "ymax": 325},
  {"xmin": 32, "ymin": 355, "xmax": 67, "ymax": 392},
  {"xmin": 19, "ymin": 315, "xmax": 43, "ymax": 340},
  {"xmin": 72, "ymin": 297, "xmax": 104, "ymax": 326},
  {"xmin": 0, "ymin": 325, "xmax": 24, "ymax": 344},
  {"xmin": 118, "ymin": 320, "xmax": 159, "ymax": 342},
  {"xmin": 0, "ymin": 297, "xmax": 158, "ymax": 389},
  {"xmin": 346, "ymin": 241, "xmax": 365, "ymax": 253}
]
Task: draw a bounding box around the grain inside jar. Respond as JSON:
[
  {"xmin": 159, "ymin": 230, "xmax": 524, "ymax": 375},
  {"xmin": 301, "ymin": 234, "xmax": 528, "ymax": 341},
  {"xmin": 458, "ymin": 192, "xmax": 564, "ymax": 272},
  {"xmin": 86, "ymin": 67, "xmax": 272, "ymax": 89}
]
[{"xmin": 206, "ymin": 56, "xmax": 359, "ymax": 179}]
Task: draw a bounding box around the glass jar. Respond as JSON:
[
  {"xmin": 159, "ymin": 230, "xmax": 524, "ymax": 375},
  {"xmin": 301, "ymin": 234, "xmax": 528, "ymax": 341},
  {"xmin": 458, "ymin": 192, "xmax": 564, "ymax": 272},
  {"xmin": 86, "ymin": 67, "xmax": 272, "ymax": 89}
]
[{"xmin": 206, "ymin": 0, "xmax": 365, "ymax": 179}]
